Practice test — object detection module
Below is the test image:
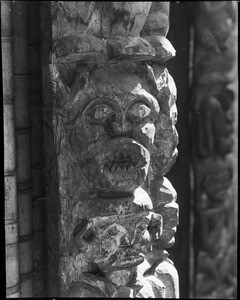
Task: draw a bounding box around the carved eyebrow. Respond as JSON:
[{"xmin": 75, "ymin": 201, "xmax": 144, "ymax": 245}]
[
  {"xmin": 128, "ymin": 97, "xmax": 151, "ymax": 107},
  {"xmin": 126, "ymin": 95, "xmax": 159, "ymax": 113}
]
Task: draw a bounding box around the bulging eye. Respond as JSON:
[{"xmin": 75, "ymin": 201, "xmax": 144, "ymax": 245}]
[
  {"xmin": 86, "ymin": 104, "xmax": 113, "ymax": 122},
  {"xmin": 127, "ymin": 103, "xmax": 151, "ymax": 122}
]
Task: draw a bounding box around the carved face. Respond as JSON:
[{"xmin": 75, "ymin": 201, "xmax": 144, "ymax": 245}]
[
  {"xmin": 85, "ymin": 215, "xmax": 149, "ymax": 272},
  {"xmin": 67, "ymin": 65, "xmax": 160, "ymax": 197},
  {"xmin": 74, "ymin": 210, "xmax": 162, "ymax": 274}
]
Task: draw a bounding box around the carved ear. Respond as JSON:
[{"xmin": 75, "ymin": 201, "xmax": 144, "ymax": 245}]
[{"xmin": 56, "ymin": 63, "xmax": 89, "ymax": 105}]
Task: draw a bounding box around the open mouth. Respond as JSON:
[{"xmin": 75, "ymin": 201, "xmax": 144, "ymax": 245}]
[{"xmin": 103, "ymin": 149, "xmax": 146, "ymax": 173}]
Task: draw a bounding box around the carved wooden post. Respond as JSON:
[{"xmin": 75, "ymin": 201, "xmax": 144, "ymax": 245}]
[
  {"xmin": 41, "ymin": 2, "xmax": 179, "ymax": 297},
  {"xmin": 192, "ymin": 2, "xmax": 238, "ymax": 298}
]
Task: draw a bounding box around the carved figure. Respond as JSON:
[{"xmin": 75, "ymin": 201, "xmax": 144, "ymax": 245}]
[
  {"xmin": 44, "ymin": 2, "xmax": 179, "ymax": 297},
  {"xmin": 192, "ymin": 1, "xmax": 237, "ymax": 298},
  {"xmin": 57, "ymin": 62, "xmax": 178, "ymax": 298}
]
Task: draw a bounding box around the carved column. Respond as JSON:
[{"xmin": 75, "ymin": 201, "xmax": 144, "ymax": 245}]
[
  {"xmin": 41, "ymin": 2, "xmax": 179, "ymax": 297},
  {"xmin": 192, "ymin": 2, "xmax": 238, "ymax": 298}
]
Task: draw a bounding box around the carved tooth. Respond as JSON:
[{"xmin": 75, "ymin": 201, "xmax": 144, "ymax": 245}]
[
  {"xmin": 122, "ymin": 165, "xmax": 127, "ymax": 172},
  {"xmin": 128, "ymin": 165, "xmax": 134, "ymax": 171},
  {"xmin": 116, "ymin": 165, "xmax": 122, "ymax": 172},
  {"xmin": 132, "ymin": 160, "xmax": 138, "ymax": 167},
  {"xmin": 135, "ymin": 161, "xmax": 143, "ymax": 168},
  {"xmin": 110, "ymin": 164, "xmax": 115, "ymax": 172},
  {"xmin": 126, "ymin": 163, "xmax": 130, "ymax": 170}
]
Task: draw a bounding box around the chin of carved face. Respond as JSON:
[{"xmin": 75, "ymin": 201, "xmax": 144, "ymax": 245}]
[{"xmin": 81, "ymin": 137, "xmax": 150, "ymax": 197}]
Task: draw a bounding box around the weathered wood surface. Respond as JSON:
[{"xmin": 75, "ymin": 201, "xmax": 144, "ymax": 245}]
[
  {"xmin": 12, "ymin": 1, "xmax": 34, "ymax": 296},
  {"xmin": 2, "ymin": 1, "xmax": 20, "ymax": 297},
  {"xmin": 192, "ymin": 2, "xmax": 238, "ymax": 298},
  {"xmin": 41, "ymin": 2, "xmax": 179, "ymax": 297}
]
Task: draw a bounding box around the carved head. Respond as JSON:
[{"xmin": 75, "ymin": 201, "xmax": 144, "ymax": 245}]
[
  {"xmin": 74, "ymin": 213, "xmax": 150, "ymax": 272},
  {"xmin": 73, "ymin": 208, "xmax": 162, "ymax": 276},
  {"xmin": 58, "ymin": 62, "xmax": 177, "ymax": 198}
]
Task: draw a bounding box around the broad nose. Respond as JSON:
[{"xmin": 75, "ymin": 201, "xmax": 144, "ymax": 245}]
[{"xmin": 109, "ymin": 114, "xmax": 132, "ymax": 136}]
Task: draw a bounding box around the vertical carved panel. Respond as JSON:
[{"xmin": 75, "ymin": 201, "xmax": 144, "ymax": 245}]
[
  {"xmin": 41, "ymin": 2, "xmax": 179, "ymax": 297},
  {"xmin": 192, "ymin": 2, "xmax": 238, "ymax": 298}
]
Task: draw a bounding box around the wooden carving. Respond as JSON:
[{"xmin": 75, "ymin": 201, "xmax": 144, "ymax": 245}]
[
  {"xmin": 192, "ymin": 2, "xmax": 237, "ymax": 298},
  {"xmin": 41, "ymin": 2, "xmax": 179, "ymax": 297}
]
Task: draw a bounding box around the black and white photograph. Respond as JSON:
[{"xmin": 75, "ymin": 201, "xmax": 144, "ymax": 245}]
[{"xmin": 3, "ymin": 1, "xmax": 238, "ymax": 298}]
